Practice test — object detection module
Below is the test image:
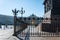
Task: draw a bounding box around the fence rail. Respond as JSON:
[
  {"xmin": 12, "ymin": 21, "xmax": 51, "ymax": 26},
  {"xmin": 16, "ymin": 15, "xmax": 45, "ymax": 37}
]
[{"xmin": 19, "ymin": 32, "xmax": 60, "ymax": 37}]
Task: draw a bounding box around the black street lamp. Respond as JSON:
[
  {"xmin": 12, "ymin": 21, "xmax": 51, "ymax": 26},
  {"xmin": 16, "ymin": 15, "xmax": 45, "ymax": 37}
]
[
  {"xmin": 12, "ymin": 7, "xmax": 25, "ymax": 36},
  {"xmin": 12, "ymin": 8, "xmax": 19, "ymax": 36},
  {"xmin": 19, "ymin": 7, "xmax": 25, "ymax": 17}
]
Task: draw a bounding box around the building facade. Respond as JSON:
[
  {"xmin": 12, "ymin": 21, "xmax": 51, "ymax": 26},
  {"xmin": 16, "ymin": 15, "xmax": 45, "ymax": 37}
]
[
  {"xmin": 42, "ymin": 0, "xmax": 60, "ymax": 32},
  {"xmin": 19, "ymin": 14, "xmax": 42, "ymax": 26}
]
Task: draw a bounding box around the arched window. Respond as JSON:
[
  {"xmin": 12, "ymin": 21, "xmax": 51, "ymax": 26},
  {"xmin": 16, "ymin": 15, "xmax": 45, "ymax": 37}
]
[
  {"xmin": 24, "ymin": 17, "xmax": 26, "ymax": 21},
  {"xmin": 33, "ymin": 18, "xmax": 35, "ymax": 20},
  {"xmin": 28, "ymin": 18, "xmax": 30, "ymax": 20},
  {"xmin": 37, "ymin": 18, "xmax": 40, "ymax": 20},
  {"xmin": 46, "ymin": 18, "xmax": 48, "ymax": 20}
]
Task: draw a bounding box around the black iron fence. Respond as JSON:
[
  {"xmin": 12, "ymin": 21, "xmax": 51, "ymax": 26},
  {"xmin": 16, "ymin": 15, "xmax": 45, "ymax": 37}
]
[
  {"xmin": 17, "ymin": 27, "xmax": 60, "ymax": 37},
  {"xmin": 15, "ymin": 18, "xmax": 60, "ymax": 40}
]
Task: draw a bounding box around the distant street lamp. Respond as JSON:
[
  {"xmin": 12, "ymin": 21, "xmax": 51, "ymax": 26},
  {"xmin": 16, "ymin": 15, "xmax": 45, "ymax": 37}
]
[
  {"xmin": 12, "ymin": 8, "xmax": 19, "ymax": 36},
  {"xmin": 19, "ymin": 7, "xmax": 25, "ymax": 17}
]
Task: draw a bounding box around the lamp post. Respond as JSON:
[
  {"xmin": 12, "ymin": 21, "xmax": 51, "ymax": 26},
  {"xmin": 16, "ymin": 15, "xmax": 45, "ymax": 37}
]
[
  {"xmin": 12, "ymin": 7, "xmax": 25, "ymax": 36},
  {"xmin": 12, "ymin": 8, "xmax": 19, "ymax": 36},
  {"xmin": 19, "ymin": 7, "xmax": 25, "ymax": 17}
]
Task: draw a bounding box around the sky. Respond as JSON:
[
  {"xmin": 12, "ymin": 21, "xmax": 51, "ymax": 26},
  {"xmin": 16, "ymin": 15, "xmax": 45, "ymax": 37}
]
[{"xmin": 0, "ymin": 0, "xmax": 44, "ymax": 17}]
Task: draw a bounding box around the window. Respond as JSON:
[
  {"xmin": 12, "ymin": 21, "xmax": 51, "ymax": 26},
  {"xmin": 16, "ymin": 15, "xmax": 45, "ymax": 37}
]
[
  {"xmin": 46, "ymin": 18, "xmax": 48, "ymax": 20},
  {"xmin": 20, "ymin": 18, "xmax": 22, "ymax": 20},
  {"xmin": 37, "ymin": 18, "xmax": 40, "ymax": 20},
  {"xmin": 24, "ymin": 18, "xmax": 26, "ymax": 20},
  {"xmin": 0, "ymin": 25, "xmax": 1, "ymax": 28},
  {"xmin": 28, "ymin": 18, "xmax": 30, "ymax": 20},
  {"xmin": 33, "ymin": 18, "xmax": 35, "ymax": 20}
]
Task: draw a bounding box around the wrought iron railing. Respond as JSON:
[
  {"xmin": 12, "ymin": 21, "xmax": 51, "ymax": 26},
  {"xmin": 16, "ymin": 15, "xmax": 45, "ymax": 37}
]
[{"xmin": 15, "ymin": 18, "xmax": 60, "ymax": 40}]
